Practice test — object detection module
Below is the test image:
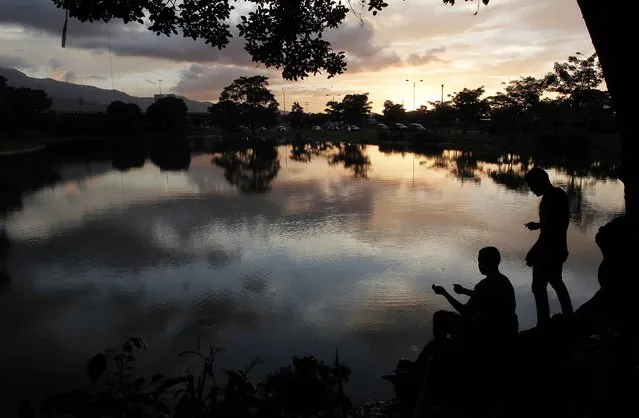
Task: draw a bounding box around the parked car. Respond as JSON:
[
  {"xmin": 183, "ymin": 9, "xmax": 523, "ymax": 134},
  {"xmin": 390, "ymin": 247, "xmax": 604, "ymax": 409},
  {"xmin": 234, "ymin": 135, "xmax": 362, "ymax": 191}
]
[
  {"xmin": 311, "ymin": 125, "xmax": 322, "ymax": 131},
  {"xmin": 407, "ymin": 123, "xmax": 425, "ymax": 131},
  {"xmin": 277, "ymin": 126, "xmax": 287, "ymax": 132},
  {"xmin": 393, "ymin": 123, "xmax": 408, "ymax": 131},
  {"xmin": 376, "ymin": 123, "xmax": 390, "ymax": 130},
  {"xmin": 348, "ymin": 125, "xmax": 361, "ymax": 131}
]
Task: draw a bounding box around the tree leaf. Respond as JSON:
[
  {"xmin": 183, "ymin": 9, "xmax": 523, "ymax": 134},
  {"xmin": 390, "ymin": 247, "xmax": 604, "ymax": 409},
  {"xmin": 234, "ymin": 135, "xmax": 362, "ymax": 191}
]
[
  {"xmin": 152, "ymin": 373, "xmax": 165, "ymax": 383},
  {"xmin": 87, "ymin": 353, "xmax": 107, "ymax": 384},
  {"xmin": 122, "ymin": 343, "xmax": 133, "ymax": 353}
]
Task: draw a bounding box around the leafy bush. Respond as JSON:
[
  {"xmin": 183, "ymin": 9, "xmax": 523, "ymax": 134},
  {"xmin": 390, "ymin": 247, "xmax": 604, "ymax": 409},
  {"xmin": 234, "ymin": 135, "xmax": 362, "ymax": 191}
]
[{"xmin": 25, "ymin": 337, "xmax": 352, "ymax": 418}]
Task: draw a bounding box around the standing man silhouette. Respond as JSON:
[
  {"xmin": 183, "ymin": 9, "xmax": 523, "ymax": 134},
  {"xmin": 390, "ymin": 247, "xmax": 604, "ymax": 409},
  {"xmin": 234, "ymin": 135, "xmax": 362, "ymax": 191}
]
[{"xmin": 524, "ymin": 167, "xmax": 573, "ymax": 326}]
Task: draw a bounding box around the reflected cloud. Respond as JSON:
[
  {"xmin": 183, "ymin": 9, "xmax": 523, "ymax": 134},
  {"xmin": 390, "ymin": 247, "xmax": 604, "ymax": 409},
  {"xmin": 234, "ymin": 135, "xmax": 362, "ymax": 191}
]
[
  {"xmin": 241, "ymin": 270, "xmax": 269, "ymax": 294},
  {"xmin": 207, "ymin": 247, "xmax": 242, "ymax": 269}
]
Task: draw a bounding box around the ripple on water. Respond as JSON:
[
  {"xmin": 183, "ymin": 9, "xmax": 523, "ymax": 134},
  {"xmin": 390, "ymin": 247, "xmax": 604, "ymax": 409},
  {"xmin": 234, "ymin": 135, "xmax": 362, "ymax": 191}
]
[{"xmin": 0, "ymin": 145, "xmax": 623, "ymax": 407}]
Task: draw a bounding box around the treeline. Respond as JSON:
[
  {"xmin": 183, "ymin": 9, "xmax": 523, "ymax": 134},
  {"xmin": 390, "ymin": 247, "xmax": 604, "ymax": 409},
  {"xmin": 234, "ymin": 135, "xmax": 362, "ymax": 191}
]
[
  {"xmin": 0, "ymin": 76, "xmax": 52, "ymax": 139},
  {"xmin": 0, "ymin": 76, "xmax": 196, "ymax": 140},
  {"xmin": 279, "ymin": 52, "xmax": 613, "ymax": 135},
  {"xmin": 1, "ymin": 52, "xmax": 613, "ymax": 143}
]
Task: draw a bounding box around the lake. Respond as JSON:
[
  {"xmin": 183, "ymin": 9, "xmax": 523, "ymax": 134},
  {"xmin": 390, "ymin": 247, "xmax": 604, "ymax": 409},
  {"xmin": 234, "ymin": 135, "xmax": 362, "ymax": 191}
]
[{"xmin": 0, "ymin": 141, "xmax": 625, "ymax": 408}]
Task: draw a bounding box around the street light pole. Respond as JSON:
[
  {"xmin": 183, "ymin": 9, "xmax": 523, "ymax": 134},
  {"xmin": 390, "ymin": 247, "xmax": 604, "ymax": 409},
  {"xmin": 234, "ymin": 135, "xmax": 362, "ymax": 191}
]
[
  {"xmin": 441, "ymin": 84, "xmax": 444, "ymax": 103},
  {"xmin": 406, "ymin": 79, "xmax": 423, "ymax": 110},
  {"xmin": 282, "ymin": 88, "xmax": 286, "ymax": 112}
]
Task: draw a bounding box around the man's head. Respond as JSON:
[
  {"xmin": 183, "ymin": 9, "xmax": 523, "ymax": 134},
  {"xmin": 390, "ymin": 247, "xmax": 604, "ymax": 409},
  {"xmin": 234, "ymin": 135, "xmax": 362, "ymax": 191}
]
[
  {"xmin": 524, "ymin": 167, "xmax": 551, "ymax": 196},
  {"xmin": 478, "ymin": 246, "xmax": 501, "ymax": 275}
]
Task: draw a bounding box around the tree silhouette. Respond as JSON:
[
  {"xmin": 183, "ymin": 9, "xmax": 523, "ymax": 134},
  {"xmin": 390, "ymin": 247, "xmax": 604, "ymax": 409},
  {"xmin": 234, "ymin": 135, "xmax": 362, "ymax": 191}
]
[
  {"xmin": 107, "ymin": 101, "xmax": 142, "ymax": 131},
  {"xmin": 382, "ymin": 100, "xmax": 406, "ymax": 125},
  {"xmin": 209, "ymin": 99, "xmax": 241, "ymax": 137},
  {"xmin": 325, "ymin": 94, "xmax": 372, "ymax": 126},
  {"xmin": 288, "ymin": 102, "xmax": 306, "ymax": 130},
  {"xmin": 211, "ymin": 76, "xmax": 279, "ymax": 135},
  {"xmin": 545, "ymin": 53, "xmax": 604, "ymax": 108},
  {"xmin": 1, "ymin": 76, "xmax": 52, "ymax": 134},
  {"xmin": 450, "ymin": 87, "xmax": 488, "ymax": 125},
  {"xmin": 425, "ymin": 100, "xmax": 456, "ymax": 127},
  {"xmin": 146, "ymin": 97, "xmax": 188, "ymax": 130}
]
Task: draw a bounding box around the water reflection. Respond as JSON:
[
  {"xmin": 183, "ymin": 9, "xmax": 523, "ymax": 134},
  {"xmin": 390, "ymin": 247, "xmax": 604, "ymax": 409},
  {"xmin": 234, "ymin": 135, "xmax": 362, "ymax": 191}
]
[
  {"xmin": 0, "ymin": 156, "xmax": 60, "ymax": 216},
  {"xmin": 0, "ymin": 140, "xmax": 625, "ymax": 408},
  {"xmin": 328, "ymin": 144, "xmax": 371, "ymax": 178},
  {"xmin": 112, "ymin": 144, "xmax": 147, "ymax": 172},
  {"xmin": 213, "ymin": 145, "xmax": 281, "ymax": 193},
  {"xmin": 289, "ymin": 141, "xmax": 336, "ymax": 163},
  {"xmin": 150, "ymin": 142, "xmax": 192, "ymax": 172},
  {"xmin": 0, "ymin": 228, "xmax": 9, "ymax": 294},
  {"xmin": 378, "ymin": 145, "xmax": 623, "ymax": 229},
  {"xmin": 289, "ymin": 142, "xmax": 372, "ymax": 179}
]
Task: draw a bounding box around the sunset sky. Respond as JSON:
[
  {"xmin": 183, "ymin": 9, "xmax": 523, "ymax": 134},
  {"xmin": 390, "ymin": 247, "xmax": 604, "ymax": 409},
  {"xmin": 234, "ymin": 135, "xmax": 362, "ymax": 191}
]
[{"xmin": 0, "ymin": 0, "xmax": 593, "ymax": 113}]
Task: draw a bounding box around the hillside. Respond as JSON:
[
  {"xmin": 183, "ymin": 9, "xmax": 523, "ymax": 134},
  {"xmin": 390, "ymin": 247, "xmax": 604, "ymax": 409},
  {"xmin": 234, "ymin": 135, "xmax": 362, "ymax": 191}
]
[{"xmin": 0, "ymin": 68, "xmax": 212, "ymax": 113}]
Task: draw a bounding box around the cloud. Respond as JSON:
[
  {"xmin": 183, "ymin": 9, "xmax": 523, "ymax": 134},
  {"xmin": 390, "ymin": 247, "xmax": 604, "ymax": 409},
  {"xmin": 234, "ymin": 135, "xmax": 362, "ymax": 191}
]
[
  {"xmin": 0, "ymin": 54, "xmax": 37, "ymax": 71},
  {"xmin": 174, "ymin": 64, "xmax": 276, "ymax": 101},
  {"xmin": 1, "ymin": 0, "xmax": 429, "ymax": 74},
  {"xmin": 0, "ymin": 0, "xmax": 118, "ymax": 38},
  {"xmin": 326, "ymin": 20, "xmax": 403, "ymax": 72},
  {"xmin": 63, "ymin": 71, "xmax": 76, "ymax": 83},
  {"xmin": 48, "ymin": 58, "xmax": 61, "ymax": 71},
  {"xmin": 0, "ymin": 0, "xmax": 595, "ymax": 110},
  {"xmin": 405, "ymin": 46, "xmax": 449, "ymax": 66}
]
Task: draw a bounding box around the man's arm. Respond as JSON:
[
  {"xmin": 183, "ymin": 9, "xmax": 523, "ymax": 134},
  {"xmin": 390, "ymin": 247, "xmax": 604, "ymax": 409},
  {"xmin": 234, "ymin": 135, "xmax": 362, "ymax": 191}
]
[
  {"xmin": 441, "ymin": 290, "xmax": 467, "ymax": 315},
  {"xmin": 433, "ymin": 285, "xmax": 468, "ymax": 314},
  {"xmin": 525, "ymin": 222, "xmax": 540, "ymax": 231},
  {"xmin": 453, "ymin": 284, "xmax": 474, "ymax": 297}
]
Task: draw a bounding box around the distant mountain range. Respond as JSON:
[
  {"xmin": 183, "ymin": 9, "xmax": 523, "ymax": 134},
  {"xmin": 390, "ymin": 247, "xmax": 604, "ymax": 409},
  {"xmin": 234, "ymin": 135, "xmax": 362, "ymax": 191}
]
[{"xmin": 0, "ymin": 67, "xmax": 212, "ymax": 113}]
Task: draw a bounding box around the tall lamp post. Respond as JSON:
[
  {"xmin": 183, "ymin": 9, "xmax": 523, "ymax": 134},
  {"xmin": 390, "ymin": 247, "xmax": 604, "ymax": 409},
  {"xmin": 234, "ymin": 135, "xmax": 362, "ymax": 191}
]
[
  {"xmin": 282, "ymin": 88, "xmax": 287, "ymax": 112},
  {"xmin": 406, "ymin": 79, "xmax": 423, "ymax": 110}
]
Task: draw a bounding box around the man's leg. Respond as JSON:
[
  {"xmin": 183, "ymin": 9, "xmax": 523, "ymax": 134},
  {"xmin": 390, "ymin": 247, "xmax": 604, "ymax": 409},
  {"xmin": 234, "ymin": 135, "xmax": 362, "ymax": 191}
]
[
  {"xmin": 548, "ymin": 262, "xmax": 574, "ymax": 316},
  {"xmin": 415, "ymin": 310, "xmax": 465, "ymax": 365},
  {"xmin": 532, "ymin": 265, "xmax": 550, "ymax": 326}
]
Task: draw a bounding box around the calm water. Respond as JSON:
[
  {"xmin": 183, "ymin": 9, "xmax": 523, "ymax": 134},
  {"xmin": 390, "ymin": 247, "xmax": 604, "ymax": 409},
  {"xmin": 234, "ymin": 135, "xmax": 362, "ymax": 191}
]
[{"xmin": 0, "ymin": 142, "xmax": 624, "ymax": 407}]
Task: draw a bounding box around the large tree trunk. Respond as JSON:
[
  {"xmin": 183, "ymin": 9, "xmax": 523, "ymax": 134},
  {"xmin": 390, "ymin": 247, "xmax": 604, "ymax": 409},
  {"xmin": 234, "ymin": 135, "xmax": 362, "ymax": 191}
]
[{"xmin": 577, "ymin": 0, "xmax": 636, "ymax": 216}]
